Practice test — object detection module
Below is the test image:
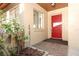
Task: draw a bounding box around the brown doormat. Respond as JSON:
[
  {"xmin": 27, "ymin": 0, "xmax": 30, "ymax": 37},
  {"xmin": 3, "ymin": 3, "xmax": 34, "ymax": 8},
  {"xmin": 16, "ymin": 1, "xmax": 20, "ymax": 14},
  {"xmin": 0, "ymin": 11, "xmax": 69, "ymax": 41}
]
[{"xmin": 44, "ymin": 38, "xmax": 68, "ymax": 45}]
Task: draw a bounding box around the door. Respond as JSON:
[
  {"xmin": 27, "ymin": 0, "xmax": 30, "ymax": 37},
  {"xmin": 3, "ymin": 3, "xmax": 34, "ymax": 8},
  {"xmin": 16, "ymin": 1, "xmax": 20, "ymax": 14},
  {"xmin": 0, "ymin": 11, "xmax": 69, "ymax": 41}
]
[{"xmin": 51, "ymin": 14, "xmax": 62, "ymax": 39}]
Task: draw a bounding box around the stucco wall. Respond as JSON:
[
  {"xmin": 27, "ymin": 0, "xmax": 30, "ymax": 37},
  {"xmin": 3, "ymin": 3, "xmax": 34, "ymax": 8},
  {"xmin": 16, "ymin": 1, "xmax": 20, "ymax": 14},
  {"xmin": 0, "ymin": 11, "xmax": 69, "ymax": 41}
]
[
  {"xmin": 48, "ymin": 7, "xmax": 68, "ymax": 41},
  {"xmin": 68, "ymin": 4, "xmax": 79, "ymax": 56},
  {"xmin": 22, "ymin": 3, "xmax": 48, "ymax": 46}
]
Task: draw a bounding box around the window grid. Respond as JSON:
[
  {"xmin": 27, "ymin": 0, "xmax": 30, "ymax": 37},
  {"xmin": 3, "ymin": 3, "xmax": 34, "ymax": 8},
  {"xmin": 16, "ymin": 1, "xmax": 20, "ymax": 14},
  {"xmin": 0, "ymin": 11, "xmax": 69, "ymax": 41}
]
[{"xmin": 33, "ymin": 10, "xmax": 44, "ymax": 29}]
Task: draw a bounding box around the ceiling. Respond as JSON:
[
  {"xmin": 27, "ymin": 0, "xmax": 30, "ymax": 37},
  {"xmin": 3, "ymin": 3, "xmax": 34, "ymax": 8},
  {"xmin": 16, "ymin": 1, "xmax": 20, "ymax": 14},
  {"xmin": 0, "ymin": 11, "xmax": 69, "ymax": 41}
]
[
  {"xmin": 0, "ymin": 3, "xmax": 68, "ymax": 11},
  {"xmin": 38, "ymin": 3, "xmax": 68, "ymax": 11},
  {"xmin": 0, "ymin": 3, "xmax": 10, "ymax": 9}
]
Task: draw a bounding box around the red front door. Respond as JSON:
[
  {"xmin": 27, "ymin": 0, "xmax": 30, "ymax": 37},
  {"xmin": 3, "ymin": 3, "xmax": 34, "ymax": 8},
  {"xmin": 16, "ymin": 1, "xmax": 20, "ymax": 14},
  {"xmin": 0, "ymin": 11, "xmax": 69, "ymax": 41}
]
[{"xmin": 51, "ymin": 14, "xmax": 62, "ymax": 39}]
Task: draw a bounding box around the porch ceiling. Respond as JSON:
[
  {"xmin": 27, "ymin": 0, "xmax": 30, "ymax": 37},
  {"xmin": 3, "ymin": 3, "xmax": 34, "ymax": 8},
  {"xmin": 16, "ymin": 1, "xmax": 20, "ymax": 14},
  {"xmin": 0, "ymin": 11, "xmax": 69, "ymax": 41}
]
[
  {"xmin": 0, "ymin": 3, "xmax": 10, "ymax": 9},
  {"xmin": 38, "ymin": 3, "xmax": 68, "ymax": 11},
  {"xmin": 0, "ymin": 3, "xmax": 68, "ymax": 11}
]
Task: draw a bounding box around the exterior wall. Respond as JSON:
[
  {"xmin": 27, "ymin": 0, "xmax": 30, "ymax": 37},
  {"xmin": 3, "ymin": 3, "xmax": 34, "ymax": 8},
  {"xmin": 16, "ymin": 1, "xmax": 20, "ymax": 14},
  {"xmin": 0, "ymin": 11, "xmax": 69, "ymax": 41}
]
[
  {"xmin": 68, "ymin": 4, "xmax": 79, "ymax": 56},
  {"xmin": 48, "ymin": 7, "xmax": 68, "ymax": 41},
  {"xmin": 22, "ymin": 3, "xmax": 48, "ymax": 46}
]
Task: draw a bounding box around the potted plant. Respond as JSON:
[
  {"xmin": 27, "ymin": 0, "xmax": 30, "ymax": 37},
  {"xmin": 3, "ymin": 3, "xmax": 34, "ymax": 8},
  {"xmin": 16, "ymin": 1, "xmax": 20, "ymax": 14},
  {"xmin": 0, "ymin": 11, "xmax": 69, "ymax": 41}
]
[
  {"xmin": 2, "ymin": 18, "xmax": 28, "ymax": 55},
  {"xmin": 0, "ymin": 9, "xmax": 28, "ymax": 55}
]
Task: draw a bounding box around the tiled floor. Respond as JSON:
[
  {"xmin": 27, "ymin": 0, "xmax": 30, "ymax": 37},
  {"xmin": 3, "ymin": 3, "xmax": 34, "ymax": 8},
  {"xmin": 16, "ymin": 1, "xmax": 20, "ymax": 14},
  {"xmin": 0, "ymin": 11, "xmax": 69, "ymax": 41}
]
[{"xmin": 33, "ymin": 39, "xmax": 68, "ymax": 56}]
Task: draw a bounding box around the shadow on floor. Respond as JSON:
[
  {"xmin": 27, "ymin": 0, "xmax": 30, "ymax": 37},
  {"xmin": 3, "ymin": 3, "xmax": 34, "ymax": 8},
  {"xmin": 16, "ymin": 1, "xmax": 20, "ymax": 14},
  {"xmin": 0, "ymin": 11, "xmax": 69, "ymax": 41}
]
[{"xmin": 33, "ymin": 39, "xmax": 68, "ymax": 56}]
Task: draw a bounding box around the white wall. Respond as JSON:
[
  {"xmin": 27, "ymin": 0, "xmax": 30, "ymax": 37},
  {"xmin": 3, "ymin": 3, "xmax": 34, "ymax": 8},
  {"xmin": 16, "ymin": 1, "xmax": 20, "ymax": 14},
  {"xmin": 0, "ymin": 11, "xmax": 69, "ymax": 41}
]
[
  {"xmin": 48, "ymin": 7, "xmax": 68, "ymax": 41},
  {"xmin": 68, "ymin": 4, "xmax": 79, "ymax": 56},
  {"xmin": 21, "ymin": 3, "xmax": 48, "ymax": 46}
]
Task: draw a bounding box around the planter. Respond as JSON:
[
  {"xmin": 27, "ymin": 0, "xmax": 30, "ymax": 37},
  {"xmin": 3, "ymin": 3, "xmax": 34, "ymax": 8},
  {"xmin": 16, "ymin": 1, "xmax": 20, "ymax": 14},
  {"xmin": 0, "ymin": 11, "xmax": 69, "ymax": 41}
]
[
  {"xmin": 18, "ymin": 40, "xmax": 25, "ymax": 50},
  {"xmin": 17, "ymin": 47, "xmax": 48, "ymax": 56}
]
